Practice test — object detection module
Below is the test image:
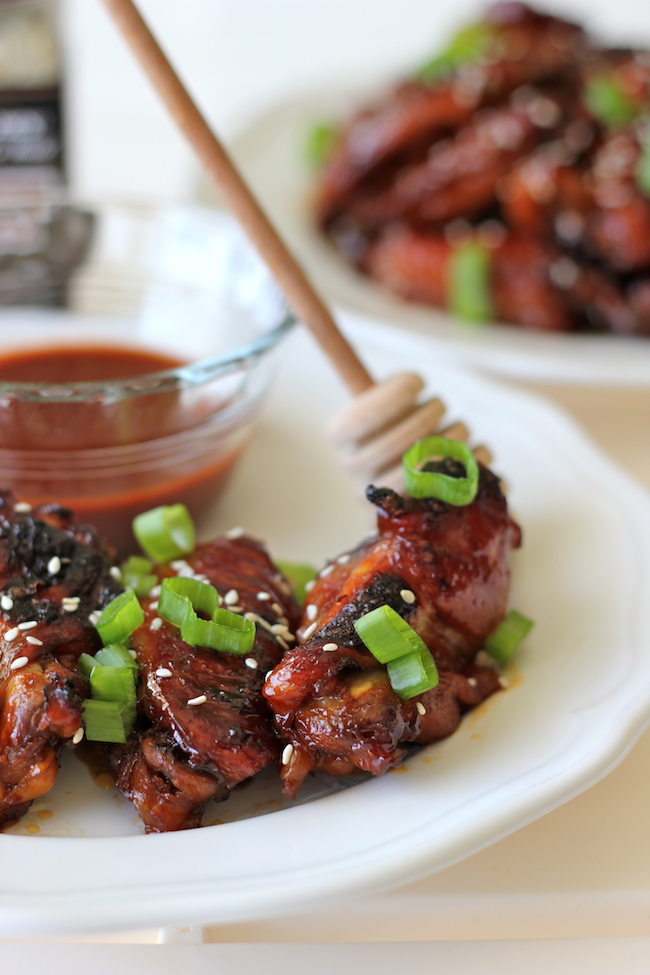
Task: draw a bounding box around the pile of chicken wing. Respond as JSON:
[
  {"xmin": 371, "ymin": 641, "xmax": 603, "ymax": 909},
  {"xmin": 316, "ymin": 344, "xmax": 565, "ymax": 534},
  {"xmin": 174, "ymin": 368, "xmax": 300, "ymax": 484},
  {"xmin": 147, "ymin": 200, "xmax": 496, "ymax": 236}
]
[
  {"xmin": 312, "ymin": 2, "xmax": 650, "ymax": 336},
  {"xmin": 0, "ymin": 458, "xmax": 521, "ymax": 832}
]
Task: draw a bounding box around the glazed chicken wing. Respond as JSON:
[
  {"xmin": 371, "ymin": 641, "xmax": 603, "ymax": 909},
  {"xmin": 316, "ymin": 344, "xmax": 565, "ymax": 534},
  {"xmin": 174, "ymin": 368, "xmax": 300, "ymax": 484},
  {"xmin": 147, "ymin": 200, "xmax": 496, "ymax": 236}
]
[
  {"xmin": 111, "ymin": 534, "xmax": 300, "ymax": 831},
  {"xmin": 0, "ymin": 492, "xmax": 120, "ymax": 826},
  {"xmin": 263, "ymin": 463, "xmax": 521, "ymax": 798}
]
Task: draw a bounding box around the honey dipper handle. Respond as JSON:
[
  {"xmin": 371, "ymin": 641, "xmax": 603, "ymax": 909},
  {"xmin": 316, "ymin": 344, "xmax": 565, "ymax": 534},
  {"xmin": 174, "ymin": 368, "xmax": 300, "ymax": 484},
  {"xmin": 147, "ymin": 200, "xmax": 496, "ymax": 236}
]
[{"xmin": 99, "ymin": 0, "xmax": 375, "ymax": 396}]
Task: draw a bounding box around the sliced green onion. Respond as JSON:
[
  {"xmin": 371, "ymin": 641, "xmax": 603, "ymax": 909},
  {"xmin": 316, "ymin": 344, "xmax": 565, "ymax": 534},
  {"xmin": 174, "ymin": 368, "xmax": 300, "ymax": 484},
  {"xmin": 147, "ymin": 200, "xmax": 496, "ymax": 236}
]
[
  {"xmin": 484, "ymin": 609, "xmax": 534, "ymax": 666},
  {"xmin": 354, "ymin": 604, "xmax": 439, "ymax": 699},
  {"xmin": 82, "ymin": 699, "xmax": 133, "ymax": 743},
  {"xmin": 90, "ymin": 665, "xmax": 137, "ymax": 709},
  {"xmin": 305, "ymin": 121, "xmax": 337, "ymax": 168},
  {"xmin": 120, "ymin": 555, "xmax": 157, "ymax": 597},
  {"xmin": 276, "ymin": 561, "xmax": 317, "ymax": 604},
  {"xmin": 402, "ymin": 436, "xmax": 479, "ymax": 505},
  {"xmin": 78, "ymin": 652, "xmax": 97, "ymax": 679},
  {"xmin": 416, "ymin": 21, "xmax": 492, "ymax": 83},
  {"xmin": 94, "ymin": 643, "xmax": 138, "ymax": 671},
  {"xmin": 180, "ymin": 604, "xmax": 256, "ymax": 655},
  {"xmin": 353, "ymin": 605, "xmax": 424, "ymax": 663},
  {"xmin": 387, "ymin": 647, "xmax": 439, "ymax": 700},
  {"xmin": 158, "ymin": 577, "xmax": 220, "ymax": 627},
  {"xmin": 636, "ymin": 138, "xmax": 650, "ymax": 197},
  {"xmin": 132, "ymin": 504, "xmax": 196, "ymax": 563},
  {"xmin": 448, "ymin": 240, "xmax": 494, "ymax": 323},
  {"xmin": 95, "ymin": 589, "xmax": 144, "ymax": 646},
  {"xmin": 584, "ymin": 74, "xmax": 639, "ymax": 127}
]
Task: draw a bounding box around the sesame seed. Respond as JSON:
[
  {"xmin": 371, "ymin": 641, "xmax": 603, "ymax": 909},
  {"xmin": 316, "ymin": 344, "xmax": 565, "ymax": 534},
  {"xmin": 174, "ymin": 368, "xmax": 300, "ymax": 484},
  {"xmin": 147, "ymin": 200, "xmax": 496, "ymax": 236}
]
[
  {"xmin": 46, "ymin": 555, "xmax": 61, "ymax": 576},
  {"xmin": 187, "ymin": 694, "xmax": 207, "ymax": 706},
  {"xmin": 224, "ymin": 589, "xmax": 239, "ymax": 606},
  {"xmin": 305, "ymin": 604, "xmax": 317, "ymax": 621},
  {"xmin": 276, "ymin": 636, "xmax": 289, "ymax": 651},
  {"xmin": 4, "ymin": 627, "xmax": 19, "ymax": 641},
  {"xmin": 148, "ymin": 585, "xmax": 162, "ymax": 598},
  {"xmin": 319, "ymin": 564, "xmax": 334, "ymax": 578},
  {"xmin": 281, "ymin": 743, "xmax": 294, "ymax": 766},
  {"xmin": 155, "ymin": 667, "xmax": 172, "ymax": 678},
  {"xmin": 244, "ymin": 657, "xmax": 258, "ymax": 669},
  {"xmin": 128, "ymin": 649, "xmax": 137, "ymax": 659},
  {"xmin": 302, "ymin": 621, "xmax": 317, "ymax": 640},
  {"xmin": 0, "ymin": 595, "xmax": 13, "ymax": 611},
  {"xmin": 192, "ymin": 574, "xmax": 210, "ymax": 584},
  {"xmin": 271, "ymin": 623, "xmax": 291, "ymax": 635},
  {"xmin": 62, "ymin": 596, "xmax": 80, "ymax": 605},
  {"xmin": 25, "ymin": 636, "xmax": 43, "ymax": 646},
  {"xmin": 323, "ymin": 642, "xmax": 338, "ymax": 652},
  {"xmin": 337, "ymin": 554, "xmax": 350, "ymax": 564},
  {"xmin": 150, "ymin": 617, "xmax": 163, "ymax": 631},
  {"xmin": 467, "ymin": 677, "xmax": 478, "ymax": 688},
  {"xmin": 416, "ymin": 702, "xmax": 427, "ymax": 716},
  {"xmin": 304, "ymin": 580, "xmax": 315, "ymax": 593},
  {"xmin": 61, "ymin": 602, "xmax": 79, "ymax": 613},
  {"xmin": 228, "ymin": 605, "xmax": 243, "ymax": 614},
  {"xmin": 256, "ymin": 592, "xmax": 271, "ymax": 601},
  {"xmin": 10, "ymin": 655, "xmax": 29, "ymax": 670},
  {"xmin": 400, "ymin": 589, "xmax": 416, "ymax": 604},
  {"xmin": 149, "ymin": 601, "xmax": 159, "ymax": 610},
  {"xmin": 225, "ymin": 526, "xmax": 244, "ymax": 539},
  {"xmin": 271, "ymin": 602, "xmax": 284, "ymax": 616},
  {"xmin": 170, "ymin": 560, "xmax": 189, "ymax": 572},
  {"xmin": 265, "ymin": 670, "xmax": 273, "ymax": 680},
  {"xmin": 72, "ymin": 727, "xmax": 84, "ymax": 745},
  {"xmin": 88, "ymin": 611, "xmax": 101, "ymax": 626},
  {"xmin": 18, "ymin": 621, "xmax": 38, "ymax": 631},
  {"xmin": 13, "ymin": 502, "xmax": 32, "ymax": 513},
  {"xmin": 109, "ymin": 566, "xmax": 122, "ymax": 581}
]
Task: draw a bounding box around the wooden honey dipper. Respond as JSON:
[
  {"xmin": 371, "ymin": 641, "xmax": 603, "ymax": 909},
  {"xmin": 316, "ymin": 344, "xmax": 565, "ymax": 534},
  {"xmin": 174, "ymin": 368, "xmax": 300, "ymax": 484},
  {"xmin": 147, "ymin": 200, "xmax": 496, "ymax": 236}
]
[{"xmin": 99, "ymin": 0, "xmax": 492, "ymax": 489}]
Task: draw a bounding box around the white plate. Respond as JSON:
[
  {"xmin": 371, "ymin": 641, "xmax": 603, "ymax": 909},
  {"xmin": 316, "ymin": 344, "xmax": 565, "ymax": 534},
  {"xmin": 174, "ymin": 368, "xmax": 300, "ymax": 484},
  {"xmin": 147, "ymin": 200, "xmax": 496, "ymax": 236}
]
[
  {"xmin": 224, "ymin": 87, "xmax": 650, "ymax": 386},
  {"xmin": 1, "ymin": 320, "xmax": 650, "ymax": 936}
]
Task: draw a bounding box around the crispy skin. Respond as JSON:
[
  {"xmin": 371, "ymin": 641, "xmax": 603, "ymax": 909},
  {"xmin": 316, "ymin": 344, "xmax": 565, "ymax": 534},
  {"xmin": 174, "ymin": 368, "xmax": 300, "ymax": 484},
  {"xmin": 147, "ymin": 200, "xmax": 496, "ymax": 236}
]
[
  {"xmin": 112, "ymin": 535, "xmax": 301, "ymax": 832},
  {"xmin": 264, "ymin": 465, "xmax": 521, "ymax": 797},
  {"xmin": 0, "ymin": 491, "xmax": 120, "ymax": 825}
]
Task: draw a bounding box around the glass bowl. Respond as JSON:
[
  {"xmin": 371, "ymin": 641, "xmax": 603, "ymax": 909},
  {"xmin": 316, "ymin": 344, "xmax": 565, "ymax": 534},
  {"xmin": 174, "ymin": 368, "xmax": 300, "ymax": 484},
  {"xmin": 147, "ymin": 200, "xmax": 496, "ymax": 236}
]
[{"xmin": 0, "ymin": 203, "xmax": 295, "ymax": 553}]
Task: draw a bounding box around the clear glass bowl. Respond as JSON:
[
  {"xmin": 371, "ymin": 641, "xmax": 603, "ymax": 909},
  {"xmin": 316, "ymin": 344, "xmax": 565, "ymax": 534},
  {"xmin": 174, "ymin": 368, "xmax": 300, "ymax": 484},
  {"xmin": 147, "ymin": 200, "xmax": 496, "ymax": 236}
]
[{"xmin": 0, "ymin": 203, "xmax": 295, "ymax": 553}]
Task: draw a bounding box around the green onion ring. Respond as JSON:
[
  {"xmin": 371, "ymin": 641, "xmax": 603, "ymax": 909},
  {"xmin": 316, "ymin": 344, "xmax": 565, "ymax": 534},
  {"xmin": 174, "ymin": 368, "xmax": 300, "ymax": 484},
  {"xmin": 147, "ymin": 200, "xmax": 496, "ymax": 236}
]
[{"xmin": 402, "ymin": 436, "xmax": 479, "ymax": 505}]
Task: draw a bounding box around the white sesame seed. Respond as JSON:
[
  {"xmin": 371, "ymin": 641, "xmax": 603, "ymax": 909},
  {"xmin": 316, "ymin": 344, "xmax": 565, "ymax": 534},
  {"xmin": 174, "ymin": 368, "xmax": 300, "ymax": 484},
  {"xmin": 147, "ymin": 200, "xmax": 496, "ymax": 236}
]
[
  {"xmin": 265, "ymin": 670, "xmax": 273, "ymax": 680},
  {"xmin": 187, "ymin": 694, "xmax": 207, "ymax": 706},
  {"xmin": 400, "ymin": 589, "xmax": 416, "ymax": 604},
  {"xmin": 62, "ymin": 596, "xmax": 80, "ymax": 606},
  {"xmin": 302, "ymin": 621, "xmax": 317, "ymax": 640},
  {"xmin": 18, "ymin": 621, "xmax": 38, "ymax": 631},
  {"xmin": 150, "ymin": 617, "xmax": 163, "ymax": 631},
  {"xmin": 244, "ymin": 657, "xmax": 258, "ymax": 669},
  {"xmin": 319, "ymin": 564, "xmax": 334, "ymax": 578},
  {"xmin": 46, "ymin": 556, "xmax": 62, "ymax": 575},
  {"xmin": 4, "ymin": 626, "xmax": 19, "ymax": 641},
  {"xmin": 281, "ymin": 743, "xmax": 294, "ymax": 766},
  {"xmin": 323, "ymin": 642, "xmax": 338, "ymax": 652},
  {"xmin": 13, "ymin": 502, "xmax": 32, "ymax": 513},
  {"xmin": 109, "ymin": 566, "xmax": 122, "ymax": 581},
  {"xmin": 225, "ymin": 526, "xmax": 244, "ymax": 539},
  {"xmin": 271, "ymin": 623, "xmax": 291, "ymax": 635},
  {"xmin": 10, "ymin": 655, "xmax": 29, "ymax": 670},
  {"xmin": 88, "ymin": 611, "xmax": 102, "ymax": 626},
  {"xmin": 337, "ymin": 554, "xmax": 350, "ymax": 564},
  {"xmin": 305, "ymin": 604, "xmax": 317, "ymax": 621},
  {"xmin": 72, "ymin": 727, "xmax": 84, "ymax": 745},
  {"xmin": 149, "ymin": 601, "xmax": 159, "ymax": 610},
  {"xmin": 276, "ymin": 636, "xmax": 289, "ymax": 651},
  {"xmin": 170, "ymin": 560, "xmax": 189, "ymax": 572},
  {"xmin": 155, "ymin": 667, "xmax": 172, "ymax": 678},
  {"xmin": 224, "ymin": 589, "xmax": 239, "ymax": 606},
  {"xmin": 61, "ymin": 602, "xmax": 78, "ymax": 613},
  {"xmin": 227, "ymin": 605, "xmax": 243, "ymax": 614},
  {"xmin": 25, "ymin": 636, "xmax": 43, "ymax": 646},
  {"xmin": 0, "ymin": 595, "xmax": 13, "ymax": 611},
  {"xmin": 416, "ymin": 702, "xmax": 427, "ymax": 716},
  {"xmin": 271, "ymin": 602, "xmax": 283, "ymax": 616},
  {"xmin": 148, "ymin": 585, "xmax": 162, "ymax": 599},
  {"xmin": 128, "ymin": 649, "xmax": 137, "ymax": 659},
  {"xmin": 304, "ymin": 580, "xmax": 315, "ymax": 593},
  {"xmin": 467, "ymin": 677, "xmax": 478, "ymax": 688},
  {"xmin": 256, "ymin": 591, "xmax": 271, "ymax": 601}
]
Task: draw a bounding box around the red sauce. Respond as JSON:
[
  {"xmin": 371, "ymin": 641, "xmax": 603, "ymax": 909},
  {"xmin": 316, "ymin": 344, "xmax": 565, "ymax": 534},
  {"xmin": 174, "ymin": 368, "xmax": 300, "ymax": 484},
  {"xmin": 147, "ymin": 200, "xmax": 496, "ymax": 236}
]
[{"xmin": 0, "ymin": 345, "xmax": 245, "ymax": 554}]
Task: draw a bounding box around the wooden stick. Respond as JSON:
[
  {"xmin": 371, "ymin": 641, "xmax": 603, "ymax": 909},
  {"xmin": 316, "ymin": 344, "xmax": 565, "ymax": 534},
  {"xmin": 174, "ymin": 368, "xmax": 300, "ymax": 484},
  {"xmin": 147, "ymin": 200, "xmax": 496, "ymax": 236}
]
[{"xmin": 99, "ymin": 0, "xmax": 374, "ymax": 396}]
